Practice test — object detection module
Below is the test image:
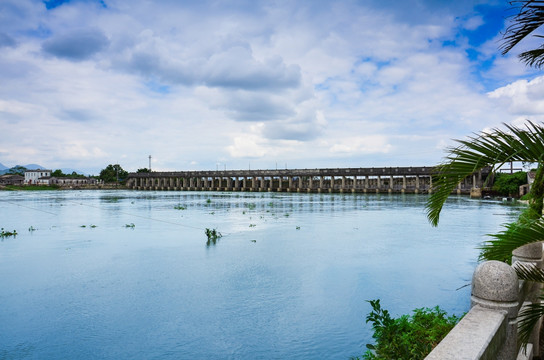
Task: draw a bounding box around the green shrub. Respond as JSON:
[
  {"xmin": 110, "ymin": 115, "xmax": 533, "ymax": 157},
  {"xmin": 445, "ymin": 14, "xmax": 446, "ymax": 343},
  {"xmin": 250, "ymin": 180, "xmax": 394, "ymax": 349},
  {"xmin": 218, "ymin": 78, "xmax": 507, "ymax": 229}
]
[
  {"xmin": 356, "ymin": 299, "xmax": 460, "ymax": 360},
  {"xmin": 492, "ymin": 171, "xmax": 527, "ymax": 196}
]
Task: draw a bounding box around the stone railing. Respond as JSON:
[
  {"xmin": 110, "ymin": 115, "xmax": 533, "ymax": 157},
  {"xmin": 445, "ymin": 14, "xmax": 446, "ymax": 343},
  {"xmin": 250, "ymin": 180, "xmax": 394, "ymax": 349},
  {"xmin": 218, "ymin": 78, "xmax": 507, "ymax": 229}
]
[{"xmin": 426, "ymin": 243, "xmax": 543, "ymax": 360}]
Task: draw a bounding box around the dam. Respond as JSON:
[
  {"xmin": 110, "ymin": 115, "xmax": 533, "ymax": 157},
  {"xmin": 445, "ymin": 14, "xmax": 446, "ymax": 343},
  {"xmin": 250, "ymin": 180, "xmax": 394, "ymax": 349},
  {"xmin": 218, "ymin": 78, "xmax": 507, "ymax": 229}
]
[{"xmin": 126, "ymin": 166, "xmax": 490, "ymax": 194}]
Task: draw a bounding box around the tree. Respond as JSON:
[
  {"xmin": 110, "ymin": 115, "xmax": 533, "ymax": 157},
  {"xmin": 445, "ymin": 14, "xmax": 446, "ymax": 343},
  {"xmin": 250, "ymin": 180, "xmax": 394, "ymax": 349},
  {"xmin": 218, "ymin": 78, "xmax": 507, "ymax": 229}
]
[
  {"xmin": 137, "ymin": 168, "xmax": 150, "ymax": 173},
  {"xmin": 8, "ymin": 165, "xmax": 26, "ymax": 176},
  {"xmin": 426, "ymin": 0, "xmax": 544, "ymax": 345},
  {"xmin": 99, "ymin": 164, "xmax": 128, "ymax": 183},
  {"xmin": 492, "ymin": 171, "xmax": 528, "ymax": 196},
  {"xmin": 52, "ymin": 169, "xmax": 64, "ymax": 177}
]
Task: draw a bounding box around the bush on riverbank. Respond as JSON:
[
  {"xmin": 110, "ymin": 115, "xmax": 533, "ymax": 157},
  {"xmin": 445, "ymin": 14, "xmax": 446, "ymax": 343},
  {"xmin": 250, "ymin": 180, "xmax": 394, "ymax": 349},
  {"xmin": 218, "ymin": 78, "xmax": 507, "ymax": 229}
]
[{"xmin": 355, "ymin": 299, "xmax": 460, "ymax": 360}]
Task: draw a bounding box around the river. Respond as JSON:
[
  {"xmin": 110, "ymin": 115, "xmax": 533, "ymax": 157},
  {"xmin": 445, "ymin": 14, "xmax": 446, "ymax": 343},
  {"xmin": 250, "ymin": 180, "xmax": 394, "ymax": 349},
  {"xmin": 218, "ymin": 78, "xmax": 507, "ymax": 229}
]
[{"xmin": 0, "ymin": 190, "xmax": 523, "ymax": 359}]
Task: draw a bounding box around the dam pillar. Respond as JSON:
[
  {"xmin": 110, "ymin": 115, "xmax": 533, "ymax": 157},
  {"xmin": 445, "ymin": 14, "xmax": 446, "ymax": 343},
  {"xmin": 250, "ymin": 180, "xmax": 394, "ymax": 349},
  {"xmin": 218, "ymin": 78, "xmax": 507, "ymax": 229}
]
[
  {"xmin": 260, "ymin": 177, "xmax": 266, "ymax": 192},
  {"xmin": 329, "ymin": 176, "xmax": 334, "ymax": 193},
  {"xmin": 319, "ymin": 176, "xmax": 324, "ymax": 193},
  {"xmin": 341, "ymin": 176, "xmax": 346, "ymax": 193},
  {"xmin": 471, "ymin": 174, "xmax": 482, "ymax": 198},
  {"xmin": 308, "ymin": 177, "xmax": 314, "ymax": 193},
  {"xmin": 226, "ymin": 177, "xmax": 232, "ymax": 191},
  {"xmin": 389, "ymin": 175, "xmax": 393, "ymax": 193},
  {"xmin": 376, "ymin": 176, "xmax": 381, "ymax": 193},
  {"xmin": 298, "ymin": 177, "xmax": 303, "ymax": 192},
  {"xmin": 415, "ymin": 176, "xmax": 420, "ymax": 194},
  {"xmin": 288, "ymin": 177, "xmax": 293, "ymax": 192},
  {"xmin": 402, "ymin": 176, "xmax": 406, "ymax": 193}
]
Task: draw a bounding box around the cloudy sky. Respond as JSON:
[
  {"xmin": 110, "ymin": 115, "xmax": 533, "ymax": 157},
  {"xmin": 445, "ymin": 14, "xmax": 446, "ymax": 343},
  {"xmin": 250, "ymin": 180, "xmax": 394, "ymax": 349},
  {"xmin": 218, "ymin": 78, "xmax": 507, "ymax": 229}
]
[{"xmin": 1, "ymin": 0, "xmax": 543, "ymax": 174}]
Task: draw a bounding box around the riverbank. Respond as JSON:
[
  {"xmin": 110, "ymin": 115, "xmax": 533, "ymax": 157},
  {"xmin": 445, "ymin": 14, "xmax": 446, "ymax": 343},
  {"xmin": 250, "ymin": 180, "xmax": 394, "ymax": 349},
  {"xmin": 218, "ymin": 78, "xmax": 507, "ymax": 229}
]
[{"xmin": 0, "ymin": 184, "xmax": 125, "ymax": 191}]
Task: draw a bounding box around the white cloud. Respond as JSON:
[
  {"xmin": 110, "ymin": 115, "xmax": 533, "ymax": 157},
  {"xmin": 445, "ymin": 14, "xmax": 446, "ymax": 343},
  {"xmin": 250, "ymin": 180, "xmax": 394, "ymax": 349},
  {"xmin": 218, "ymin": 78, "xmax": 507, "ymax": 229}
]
[
  {"xmin": 488, "ymin": 76, "xmax": 544, "ymax": 115},
  {"xmin": 0, "ymin": 0, "xmax": 539, "ymax": 173}
]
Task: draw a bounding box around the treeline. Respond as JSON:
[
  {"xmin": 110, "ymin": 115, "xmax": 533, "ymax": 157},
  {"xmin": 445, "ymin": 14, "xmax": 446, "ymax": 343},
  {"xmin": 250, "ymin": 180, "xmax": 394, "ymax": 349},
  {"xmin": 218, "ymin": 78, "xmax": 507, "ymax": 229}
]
[{"xmin": 492, "ymin": 171, "xmax": 529, "ymax": 196}]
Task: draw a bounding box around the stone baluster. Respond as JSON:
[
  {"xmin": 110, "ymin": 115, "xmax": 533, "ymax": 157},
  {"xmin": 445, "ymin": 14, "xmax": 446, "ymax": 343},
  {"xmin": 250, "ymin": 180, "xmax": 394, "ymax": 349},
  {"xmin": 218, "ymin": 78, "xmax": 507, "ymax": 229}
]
[{"xmin": 470, "ymin": 261, "xmax": 520, "ymax": 360}]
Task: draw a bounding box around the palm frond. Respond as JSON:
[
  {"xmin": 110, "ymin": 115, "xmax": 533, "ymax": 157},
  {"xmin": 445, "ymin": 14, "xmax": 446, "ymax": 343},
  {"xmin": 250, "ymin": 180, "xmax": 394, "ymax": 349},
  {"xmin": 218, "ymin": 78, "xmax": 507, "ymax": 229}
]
[
  {"xmin": 514, "ymin": 261, "xmax": 544, "ymax": 282},
  {"xmin": 427, "ymin": 122, "xmax": 544, "ymax": 226},
  {"xmin": 518, "ymin": 298, "xmax": 544, "ymax": 345},
  {"xmin": 479, "ymin": 218, "xmax": 544, "ymax": 261},
  {"xmin": 501, "ymin": 1, "xmax": 544, "ymax": 56}
]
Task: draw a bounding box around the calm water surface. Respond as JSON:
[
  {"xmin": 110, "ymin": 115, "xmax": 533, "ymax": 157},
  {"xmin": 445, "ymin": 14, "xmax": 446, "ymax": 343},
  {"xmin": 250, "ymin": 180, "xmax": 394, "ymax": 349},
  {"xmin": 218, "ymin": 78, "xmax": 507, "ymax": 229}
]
[{"xmin": 0, "ymin": 190, "xmax": 523, "ymax": 359}]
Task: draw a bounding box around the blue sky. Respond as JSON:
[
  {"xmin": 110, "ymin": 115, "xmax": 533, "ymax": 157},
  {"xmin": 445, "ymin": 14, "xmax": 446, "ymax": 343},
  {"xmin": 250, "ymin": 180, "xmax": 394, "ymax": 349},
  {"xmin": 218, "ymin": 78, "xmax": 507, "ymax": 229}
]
[{"xmin": 0, "ymin": 0, "xmax": 543, "ymax": 174}]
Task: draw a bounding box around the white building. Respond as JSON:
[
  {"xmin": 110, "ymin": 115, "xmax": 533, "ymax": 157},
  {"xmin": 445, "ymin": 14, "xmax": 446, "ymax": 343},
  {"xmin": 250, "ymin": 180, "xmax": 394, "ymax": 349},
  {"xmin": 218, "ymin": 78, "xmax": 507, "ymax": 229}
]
[{"xmin": 24, "ymin": 169, "xmax": 52, "ymax": 184}]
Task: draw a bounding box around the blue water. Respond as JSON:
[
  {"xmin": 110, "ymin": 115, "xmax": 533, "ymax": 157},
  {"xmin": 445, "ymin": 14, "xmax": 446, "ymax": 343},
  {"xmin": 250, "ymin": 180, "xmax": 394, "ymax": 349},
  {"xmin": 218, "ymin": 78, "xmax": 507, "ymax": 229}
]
[{"xmin": 0, "ymin": 190, "xmax": 523, "ymax": 359}]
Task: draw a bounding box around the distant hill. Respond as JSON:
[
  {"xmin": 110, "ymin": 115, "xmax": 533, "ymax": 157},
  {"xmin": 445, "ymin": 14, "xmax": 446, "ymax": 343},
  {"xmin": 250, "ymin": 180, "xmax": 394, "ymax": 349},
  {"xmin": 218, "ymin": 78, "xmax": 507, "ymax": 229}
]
[
  {"xmin": 23, "ymin": 164, "xmax": 46, "ymax": 170},
  {"xmin": 60, "ymin": 168, "xmax": 89, "ymax": 176},
  {"xmin": 0, "ymin": 163, "xmax": 7, "ymax": 171}
]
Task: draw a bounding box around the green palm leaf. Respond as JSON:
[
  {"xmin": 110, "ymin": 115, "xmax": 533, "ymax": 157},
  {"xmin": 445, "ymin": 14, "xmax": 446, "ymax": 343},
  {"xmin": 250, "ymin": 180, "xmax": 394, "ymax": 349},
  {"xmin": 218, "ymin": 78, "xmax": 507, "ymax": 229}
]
[
  {"xmin": 501, "ymin": 1, "xmax": 544, "ymax": 68},
  {"xmin": 426, "ymin": 122, "xmax": 544, "ymax": 226},
  {"xmin": 514, "ymin": 261, "xmax": 544, "ymax": 282},
  {"xmin": 479, "ymin": 218, "xmax": 544, "ymax": 262},
  {"xmin": 518, "ymin": 298, "xmax": 544, "ymax": 346}
]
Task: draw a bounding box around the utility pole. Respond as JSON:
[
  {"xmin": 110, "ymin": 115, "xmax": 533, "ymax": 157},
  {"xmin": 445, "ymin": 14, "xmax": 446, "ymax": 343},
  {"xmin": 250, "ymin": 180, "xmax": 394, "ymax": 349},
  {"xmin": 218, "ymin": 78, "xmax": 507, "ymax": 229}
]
[{"xmin": 149, "ymin": 155, "xmax": 152, "ymax": 172}]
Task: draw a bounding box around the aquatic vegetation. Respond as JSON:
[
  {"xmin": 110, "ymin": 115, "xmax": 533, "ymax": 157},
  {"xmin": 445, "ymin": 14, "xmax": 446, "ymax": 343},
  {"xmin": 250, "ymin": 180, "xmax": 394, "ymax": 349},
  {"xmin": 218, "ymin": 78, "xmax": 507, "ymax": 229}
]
[
  {"xmin": 0, "ymin": 228, "xmax": 17, "ymax": 238},
  {"xmin": 206, "ymin": 198, "xmax": 212, "ymax": 204},
  {"xmin": 28, "ymin": 226, "xmax": 37, "ymax": 232},
  {"xmin": 246, "ymin": 203, "xmax": 256, "ymax": 210},
  {"xmin": 249, "ymin": 224, "xmax": 256, "ymax": 227},
  {"xmin": 205, "ymin": 228, "xmax": 222, "ymax": 246},
  {"xmin": 125, "ymin": 223, "xmax": 135, "ymax": 228},
  {"xmin": 80, "ymin": 225, "xmax": 86, "ymax": 228},
  {"xmin": 296, "ymin": 226, "xmax": 301, "ymax": 230},
  {"xmin": 174, "ymin": 204, "xmax": 187, "ymax": 210},
  {"xmin": 284, "ymin": 213, "xmax": 290, "ymax": 217},
  {"xmin": 250, "ymin": 239, "xmax": 256, "ymax": 243},
  {"xmin": 90, "ymin": 225, "xmax": 97, "ymax": 228}
]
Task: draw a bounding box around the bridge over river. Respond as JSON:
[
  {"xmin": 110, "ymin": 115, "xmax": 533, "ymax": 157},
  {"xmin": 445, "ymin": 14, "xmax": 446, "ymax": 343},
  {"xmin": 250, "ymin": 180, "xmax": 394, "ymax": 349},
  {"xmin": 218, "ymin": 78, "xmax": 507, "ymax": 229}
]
[{"xmin": 126, "ymin": 166, "xmax": 490, "ymax": 194}]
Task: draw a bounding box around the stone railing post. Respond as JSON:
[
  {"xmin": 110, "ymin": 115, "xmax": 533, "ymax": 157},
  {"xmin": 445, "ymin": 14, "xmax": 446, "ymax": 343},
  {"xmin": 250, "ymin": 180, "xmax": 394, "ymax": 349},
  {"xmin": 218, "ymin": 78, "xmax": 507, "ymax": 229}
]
[{"xmin": 471, "ymin": 261, "xmax": 519, "ymax": 360}]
